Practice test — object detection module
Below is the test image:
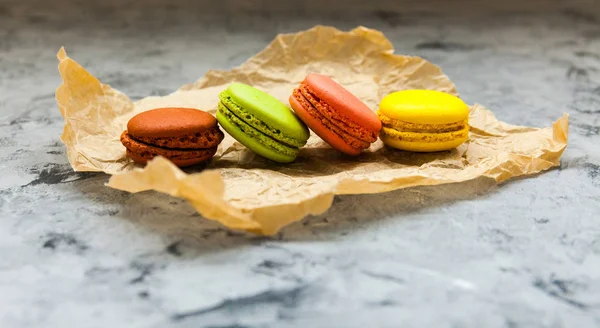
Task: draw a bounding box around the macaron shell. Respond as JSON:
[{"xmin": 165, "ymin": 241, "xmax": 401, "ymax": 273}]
[
  {"xmin": 219, "ymin": 95, "xmax": 305, "ymax": 148},
  {"xmin": 126, "ymin": 150, "xmax": 213, "ymax": 167},
  {"xmin": 289, "ymin": 95, "xmax": 361, "ymax": 156},
  {"xmin": 127, "ymin": 107, "xmax": 219, "ymax": 138},
  {"xmin": 379, "ymin": 113, "xmax": 469, "ymax": 152},
  {"xmin": 298, "ymin": 86, "xmax": 378, "ymax": 143},
  {"xmin": 380, "ymin": 133, "xmax": 467, "ymax": 152},
  {"xmin": 303, "ymin": 74, "xmax": 381, "ymax": 133},
  {"xmin": 224, "ymin": 83, "xmax": 309, "ymax": 143},
  {"xmin": 379, "ymin": 90, "xmax": 469, "ymax": 125},
  {"xmin": 216, "ymin": 110, "xmax": 296, "ymax": 163},
  {"xmin": 217, "ymin": 103, "xmax": 298, "ymax": 157}
]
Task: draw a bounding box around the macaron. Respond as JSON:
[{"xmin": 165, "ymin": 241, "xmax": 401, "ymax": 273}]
[
  {"xmin": 120, "ymin": 107, "xmax": 224, "ymax": 167},
  {"xmin": 216, "ymin": 83, "xmax": 310, "ymax": 163},
  {"xmin": 377, "ymin": 90, "xmax": 469, "ymax": 152},
  {"xmin": 289, "ymin": 73, "xmax": 381, "ymax": 156}
]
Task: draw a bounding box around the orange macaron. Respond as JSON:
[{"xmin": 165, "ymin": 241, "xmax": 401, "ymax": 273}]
[
  {"xmin": 120, "ymin": 107, "xmax": 224, "ymax": 167},
  {"xmin": 289, "ymin": 74, "xmax": 381, "ymax": 155}
]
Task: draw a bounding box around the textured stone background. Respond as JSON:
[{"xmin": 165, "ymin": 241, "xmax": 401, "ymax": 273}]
[{"xmin": 0, "ymin": 0, "xmax": 599, "ymax": 327}]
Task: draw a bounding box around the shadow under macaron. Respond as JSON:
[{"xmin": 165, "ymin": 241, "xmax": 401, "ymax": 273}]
[{"xmin": 204, "ymin": 138, "xmax": 468, "ymax": 177}]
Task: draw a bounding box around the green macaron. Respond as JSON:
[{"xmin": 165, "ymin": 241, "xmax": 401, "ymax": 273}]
[{"xmin": 217, "ymin": 83, "xmax": 310, "ymax": 163}]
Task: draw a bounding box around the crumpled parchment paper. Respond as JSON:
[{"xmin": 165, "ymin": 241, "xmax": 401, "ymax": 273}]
[{"xmin": 56, "ymin": 26, "xmax": 568, "ymax": 235}]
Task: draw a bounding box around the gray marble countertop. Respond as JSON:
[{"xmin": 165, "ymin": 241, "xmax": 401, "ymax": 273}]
[{"xmin": 1, "ymin": 0, "xmax": 599, "ymax": 327}]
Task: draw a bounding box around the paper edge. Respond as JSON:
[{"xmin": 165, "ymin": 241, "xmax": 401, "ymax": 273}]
[
  {"xmin": 180, "ymin": 26, "xmax": 399, "ymax": 91},
  {"xmin": 56, "ymin": 47, "xmax": 104, "ymax": 172},
  {"xmin": 56, "ymin": 26, "xmax": 570, "ymax": 235}
]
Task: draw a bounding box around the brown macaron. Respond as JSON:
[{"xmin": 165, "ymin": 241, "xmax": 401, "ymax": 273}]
[{"xmin": 120, "ymin": 107, "xmax": 224, "ymax": 167}]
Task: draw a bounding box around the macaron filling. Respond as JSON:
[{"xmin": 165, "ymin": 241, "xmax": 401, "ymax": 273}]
[
  {"xmin": 298, "ymin": 83, "xmax": 378, "ymax": 143},
  {"xmin": 132, "ymin": 129, "xmax": 224, "ymax": 149},
  {"xmin": 219, "ymin": 93, "xmax": 305, "ymax": 148},
  {"xmin": 217, "ymin": 102, "xmax": 299, "ymax": 157},
  {"xmin": 378, "ymin": 111, "xmax": 469, "ymax": 142},
  {"xmin": 292, "ymin": 89, "xmax": 370, "ymax": 150},
  {"xmin": 380, "ymin": 126, "xmax": 469, "ymax": 142},
  {"xmin": 378, "ymin": 112, "xmax": 467, "ymax": 133}
]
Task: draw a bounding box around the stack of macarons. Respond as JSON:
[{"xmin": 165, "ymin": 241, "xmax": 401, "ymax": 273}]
[{"xmin": 120, "ymin": 74, "xmax": 469, "ymax": 167}]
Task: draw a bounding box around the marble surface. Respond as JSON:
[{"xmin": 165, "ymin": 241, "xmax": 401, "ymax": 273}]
[{"xmin": 1, "ymin": 0, "xmax": 599, "ymax": 327}]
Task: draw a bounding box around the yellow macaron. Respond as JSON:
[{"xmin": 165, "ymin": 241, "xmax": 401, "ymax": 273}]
[{"xmin": 377, "ymin": 90, "xmax": 469, "ymax": 152}]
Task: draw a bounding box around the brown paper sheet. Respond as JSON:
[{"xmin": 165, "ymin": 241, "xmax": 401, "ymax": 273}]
[{"xmin": 56, "ymin": 26, "xmax": 569, "ymax": 235}]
